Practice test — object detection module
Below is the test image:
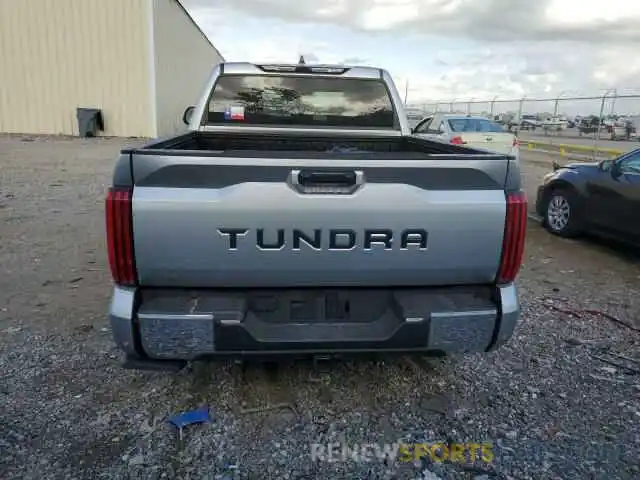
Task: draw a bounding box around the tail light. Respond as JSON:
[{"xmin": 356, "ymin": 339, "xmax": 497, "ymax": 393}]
[
  {"xmin": 497, "ymin": 191, "xmax": 527, "ymax": 284},
  {"xmin": 450, "ymin": 136, "xmax": 465, "ymax": 145},
  {"xmin": 513, "ymin": 137, "xmax": 520, "ymax": 147},
  {"xmin": 105, "ymin": 187, "xmax": 137, "ymax": 286}
]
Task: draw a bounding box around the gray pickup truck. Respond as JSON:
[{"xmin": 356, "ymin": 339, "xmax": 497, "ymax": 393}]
[{"xmin": 105, "ymin": 61, "xmax": 527, "ymax": 369}]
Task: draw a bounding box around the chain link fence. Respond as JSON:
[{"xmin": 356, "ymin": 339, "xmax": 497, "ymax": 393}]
[{"xmin": 407, "ymin": 90, "xmax": 640, "ymax": 156}]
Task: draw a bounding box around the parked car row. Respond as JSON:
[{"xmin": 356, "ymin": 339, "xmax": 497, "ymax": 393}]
[{"xmin": 576, "ymin": 118, "xmax": 638, "ymax": 141}]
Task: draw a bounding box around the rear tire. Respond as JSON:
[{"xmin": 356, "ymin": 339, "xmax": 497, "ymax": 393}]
[{"xmin": 543, "ymin": 188, "xmax": 582, "ymax": 238}]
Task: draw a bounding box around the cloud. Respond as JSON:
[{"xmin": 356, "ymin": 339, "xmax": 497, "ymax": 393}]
[
  {"xmin": 183, "ymin": 0, "xmax": 640, "ymax": 43},
  {"xmin": 342, "ymin": 57, "xmax": 369, "ymax": 65},
  {"xmin": 180, "ymin": 0, "xmax": 640, "ymax": 110}
]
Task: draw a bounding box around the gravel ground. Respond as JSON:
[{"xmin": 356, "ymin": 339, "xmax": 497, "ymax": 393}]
[{"xmin": 1, "ymin": 135, "xmax": 639, "ymax": 480}]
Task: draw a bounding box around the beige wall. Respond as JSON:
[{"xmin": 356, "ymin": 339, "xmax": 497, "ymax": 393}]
[
  {"xmin": 152, "ymin": 0, "xmax": 224, "ymax": 137},
  {"xmin": 0, "ymin": 0, "xmax": 153, "ymax": 137}
]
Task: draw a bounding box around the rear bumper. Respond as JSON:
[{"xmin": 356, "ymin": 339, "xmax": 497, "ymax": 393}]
[{"xmin": 108, "ymin": 284, "xmax": 520, "ymax": 362}]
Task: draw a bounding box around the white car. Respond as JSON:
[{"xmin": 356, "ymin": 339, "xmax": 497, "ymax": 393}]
[{"xmin": 411, "ymin": 114, "xmax": 520, "ymax": 160}]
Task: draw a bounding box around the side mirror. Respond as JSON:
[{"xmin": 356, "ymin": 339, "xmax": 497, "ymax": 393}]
[
  {"xmin": 599, "ymin": 159, "xmax": 612, "ymax": 172},
  {"xmin": 610, "ymin": 161, "xmax": 622, "ymax": 177},
  {"xmin": 182, "ymin": 106, "xmax": 195, "ymax": 125}
]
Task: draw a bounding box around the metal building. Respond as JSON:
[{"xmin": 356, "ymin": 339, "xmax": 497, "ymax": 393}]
[{"xmin": 0, "ymin": 0, "xmax": 224, "ymax": 137}]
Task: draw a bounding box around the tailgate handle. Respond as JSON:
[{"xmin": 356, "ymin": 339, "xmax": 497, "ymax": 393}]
[
  {"xmin": 289, "ymin": 169, "xmax": 364, "ymax": 194},
  {"xmin": 298, "ymin": 170, "xmax": 357, "ymax": 186}
]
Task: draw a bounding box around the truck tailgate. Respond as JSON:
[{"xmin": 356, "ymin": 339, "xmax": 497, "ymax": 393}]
[{"xmin": 130, "ymin": 155, "xmax": 510, "ymax": 287}]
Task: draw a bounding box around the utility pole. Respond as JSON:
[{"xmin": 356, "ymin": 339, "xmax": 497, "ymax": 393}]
[
  {"xmin": 610, "ymin": 88, "xmax": 617, "ymax": 116},
  {"xmin": 404, "ymin": 79, "xmax": 409, "ymax": 104},
  {"xmin": 553, "ymin": 91, "xmax": 565, "ymax": 117}
]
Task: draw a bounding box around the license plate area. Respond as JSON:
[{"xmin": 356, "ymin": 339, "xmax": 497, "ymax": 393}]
[{"xmin": 248, "ymin": 289, "xmax": 391, "ymax": 324}]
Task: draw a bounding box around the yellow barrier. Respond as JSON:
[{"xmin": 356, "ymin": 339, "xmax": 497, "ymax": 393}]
[{"xmin": 524, "ymin": 142, "xmax": 623, "ymax": 159}]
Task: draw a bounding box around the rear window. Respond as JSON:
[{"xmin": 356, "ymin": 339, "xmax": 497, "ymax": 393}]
[
  {"xmin": 447, "ymin": 118, "xmax": 506, "ymax": 133},
  {"xmin": 205, "ymin": 75, "xmax": 396, "ymax": 129}
]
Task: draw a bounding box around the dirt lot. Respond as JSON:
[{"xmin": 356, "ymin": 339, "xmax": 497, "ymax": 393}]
[{"xmin": 1, "ymin": 135, "xmax": 639, "ymax": 480}]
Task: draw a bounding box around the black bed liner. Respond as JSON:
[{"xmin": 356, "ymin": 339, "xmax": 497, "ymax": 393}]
[{"xmin": 122, "ymin": 131, "xmax": 512, "ymax": 160}]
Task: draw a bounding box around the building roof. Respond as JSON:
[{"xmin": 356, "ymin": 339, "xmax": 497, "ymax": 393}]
[{"xmin": 174, "ymin": 0, "xmax": 225, "ymax": 61}]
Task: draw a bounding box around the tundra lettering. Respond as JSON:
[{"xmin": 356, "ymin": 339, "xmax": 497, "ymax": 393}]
[
  {"xmin": 294, "ymin": 229, "xmax": 321, "ymax": 250},
  {"xmin": 216, "ymin": 228, "xmax": 248, "ymax": 250},
  {"xmin": 257, "ymin": 228, "xmax": 285, "ymax": 250},
  {"xmin": 328, "ymin": 229, "xmax": 356, "ymax": 250},
  {"xmin": 216, "ymin": 228, "xmax": 429, "ymax": 251}
]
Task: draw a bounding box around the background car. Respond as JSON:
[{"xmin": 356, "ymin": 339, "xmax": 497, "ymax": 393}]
[
  {"xmin": 411, "ymin": 113, "xmax": 520, "ymax": 159},
  {"xmin": 405, "ymin": 107, "xmax": 426, "ymax": 129},
  {"xmin": 535, "ymin": 148, "xmax": 640, "ymax": 246}
]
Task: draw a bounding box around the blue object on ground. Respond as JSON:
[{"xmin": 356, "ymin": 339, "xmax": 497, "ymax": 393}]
[{"xmin": 166, "ymin": 405, "xmax": 211, "ymax": 430}]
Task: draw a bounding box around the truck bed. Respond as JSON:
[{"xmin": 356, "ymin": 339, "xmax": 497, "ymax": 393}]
[
  {"xmin": 112, "ymin": 129, "xmax": 518, "ymax": 289},
  {"xmin": 129, "ymin": 131, "xmax": 512, "ymax": 160}
]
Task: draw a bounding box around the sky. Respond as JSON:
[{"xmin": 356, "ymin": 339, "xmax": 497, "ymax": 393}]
[{"xmin": 181, "ymin": 0, "xmax": 640, "ymax": 115}]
